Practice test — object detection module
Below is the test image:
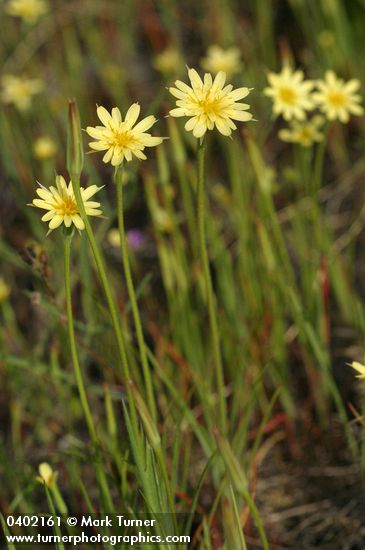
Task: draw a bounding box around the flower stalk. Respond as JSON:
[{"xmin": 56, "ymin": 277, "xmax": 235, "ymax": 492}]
[
  {"xmin": 63, "ymin": 228, "xmax": 97, "ymax": 443},
  {"xmin": 63, "ymin": 229, "xmax": 115, "ymax": 511},
  {"xmin": 37, "ymin": 463, "xmax": 68, "ymax": 514},
  {"xmin": 197, "ymin": 139, "xmax": 227, "ymax": 434},
  {"xmin": 115, "ymin": 165, "xmax": 157, "ymax": 422}
]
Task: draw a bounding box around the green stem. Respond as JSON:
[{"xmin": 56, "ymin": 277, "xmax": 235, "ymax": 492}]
[
  {"xmin": 240, "ymin": 489, "xmax": 269, "ymax": 550},
  {"xmin": 64, "ymin": 230, "xmax": 115, "ymax": 511},
  {"xmin": 63, "ymin": 230, "xmax": 97, "ymax": 442},
  {"xmin": 115, "ymin": 167, "xmax": 157, "ymax": 422},
  {"xmin": 51, "ymin": 483, "xmax": 68, "ymax": 515},
  {"xmin": 197, "ymin": 139, "xmax": 227, "ymax": 435},
  {"xmin": 70, "ymin": 174, "xmax": 139, "ymax": 434},
  {"xmin": 313, "ymin": 123, "xmax": 329, "ymax": 194}
]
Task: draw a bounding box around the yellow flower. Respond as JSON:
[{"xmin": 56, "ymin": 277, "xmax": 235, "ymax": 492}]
[
  {"xmin": 36, "ymin": 463, "xmax": 56, "ymax": 487},
  {"xmin": 33, "ymin": 136, "xmax": 57, "ymax": 160},
  {"xmin": 312, "ymin": 71, "xmax": 363, "ymax": 123},
  {"xmin": 6, "ymin": 0, "xmax": 47, "ymax": 23},
  {"xmin": 153, "ymin": 47, "xmax": 182, "ymax": 75},
  {"xmin": 31, "ymin": 175, "xmax": 102, "ymax": 233},
  {"xmin": 86, "ymin": 105, "xmax": 163, "ymax": 166},
  {"xmin": 153, "ymin": 208, "xmax": 174, "ymax": 233},
  {"xmin": 264, "ymin": 66, "xmax": 314, "ymax": 121},
  {"xmin": 1, "ymin": 74, "xmax": 43, "ymax": 111},
  {"xmin": 169, "ymin": 68, "xmax": 253, "ymax": 139},
  {"xmin": 201, "ymin": 45, "xmax": 241, "ymax": 77},
  {"xmin": 279, "ymin": 115, "xmax": 324, "ymax": 147},
  {"xmin": 0, "ymin": 278, "xmax": 10, "ymax": 303},
  {"xmin": 107, "ymin": 228, "xmax": 120, "ymax": 248},
  {"xmin": 349, "ymin": 361, "xmax": 365, "ymax": 379}
]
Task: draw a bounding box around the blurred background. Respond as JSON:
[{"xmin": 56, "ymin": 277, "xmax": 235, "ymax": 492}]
[{"xmin": 2, "ymin": 1, "xmax": 365, "ymax": 548}]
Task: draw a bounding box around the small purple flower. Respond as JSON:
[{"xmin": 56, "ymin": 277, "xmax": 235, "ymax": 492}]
[{"xmin": 127, "ymin": 229, "xmax": 145, "ymax": 251}]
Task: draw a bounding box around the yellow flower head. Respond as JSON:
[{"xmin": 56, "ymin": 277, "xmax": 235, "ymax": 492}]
[
  {"xmin": 86, "ymin": 105, "xmax": 163, "ymax": 166},
  {"xmin": 169, "ymin": 68, "xmax": 253, "ymax": 139},
  {"xmin": 6, "ymin": 0, "xmax": 47, "ymax": 23},
  {"xmin": 153, "ymin": 47, "xmax": 182, "ymax": 75},
  {"xmin": 107, "ymin": 228, "xmax": 120, "ymax": 248},
  {"xmin": 0, "ymin": 278, "xmax": 10, "ymax": 303},
  {"xmin": 36, "ymin": 463, "xmax": 56, "ymax": 487},
  {"xmin": 31, "ymin": 175, "xmax": 102, "ymax": 233},
  {"xmin": 1, "ymin": 74, "xmax": 43, "ymax": 111},
  {"xmin": 312, "ymin": 70, "xmax": 363, "ymax": 123},
  {"xmin": 201, "ymin": 45, "xmax": 241, "ymax": 77},
  {"xmin": 33, "ymin": 136, "xmax": 57, "ymax": 160},
  {"xmin": 350, "ymin": 361, "xmax": 365, "ymax": 379},
  {"xmin": 279, "ymin": 115, "xmax": 324, "ymax": 147},
  {"xmin": 264, "ymin": 66, "xmax": 314, "ymax": 121}
]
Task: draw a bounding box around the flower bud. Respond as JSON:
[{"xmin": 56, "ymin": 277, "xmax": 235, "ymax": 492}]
[
  {"xmin": 67, "ymin": 99, "xmax": 84, "ymax": 178},
  {"xmin": 36, "ymin": 462, "xmax": 57, "ymax": 488}
]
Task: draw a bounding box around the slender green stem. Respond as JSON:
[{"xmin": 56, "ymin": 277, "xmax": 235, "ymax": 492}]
[
  {"xmin": 115, "ymin": 167, "xmax": 157, "ymax": 422},
  {"xmin": 51, "ymin": 483, "xmax": 68, "ymax": 515},
  {"xmin": 197, "ymin": 139, "xmax": 227, "ymax": 434},
  {"xmin": 70, "ymin": 174, "xmax": 139, "ymax": 434},
  {"xmin": 63, "ymin": 230, "xmax": 97, "ymax": 442},
  {"xmin": 240, "ymin": 488, "xmax": 269, "ymax": 550},
  {"xmin": 155, "ymin": 448, "xmax": 179, "ymax": 529},
  {"xmin": 311, "ymin": 126, "xmax": 330, "ymax": 254},
  {"xmin": 64, "ymin": 230, "xmax": 115, "ymax": 511},
  {"xmin": 229, "ymin": 484, "xmax": 248, "ymax": 550},
  {"xmin": 313, "ymin": 123, "xmax": 329, "ymax": 194}
]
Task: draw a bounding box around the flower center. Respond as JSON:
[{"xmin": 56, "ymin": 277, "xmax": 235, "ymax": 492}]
[
  {"xmin": 112, "ymin": 130, "xmax": 137, "ymax": 149},
  {"xmin": 279, "ymin": 86, "xmax": 296, "ymax": 105},
  {"xmin": 58, "ymin": 197, "xmax": 78, "ymax": 216},
  {"xmin": 198, "ymin": 96, "xmax": 223, "ymax": 115},
  {"xmin": 298, "ymin": 128, "xmax": 312, "ymax": 141},
  {"xmin": 328, "ymin": 90, "xmax": 346, "ymax": 108},
  {"xmin": 15, "ymin": 84, "xmax": 32, "ymax": 99}
]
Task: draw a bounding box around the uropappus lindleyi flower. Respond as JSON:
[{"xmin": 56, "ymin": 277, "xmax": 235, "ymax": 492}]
[
  {"xmin": 1, "ymin": 74, "xmax": 43, "ymax": 111},
  {"xmin": 264, "ymin": 65, "xmax": 314, "ymax": 121},
  {"xmin": 312, "ymin": 71, "xmax": 363, "ymax": 123},
  {"xmin": 169, "ymin": 68, "xmax": 253, "ymax": 138},
  {"xmin": 86, "ymin": 104, "xmax": 164, "ymax": 166},
  {"xmin": 6, "ymin": 0, "xmax": 47, "ymax": 23},
  {"xmin": 278, "ymin": 115, "xmax": 325, "ymax": 147},
  {"xmin": 201, "ymin": 46, "xmax": 241, "ymax": 77},
  {"xmin": 31, "ymin": 175, "xmax": 102, "ymax": 233},
  {"xmin": 349, "ymin": 361, "xmax": 365, "ymax": 379}
]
